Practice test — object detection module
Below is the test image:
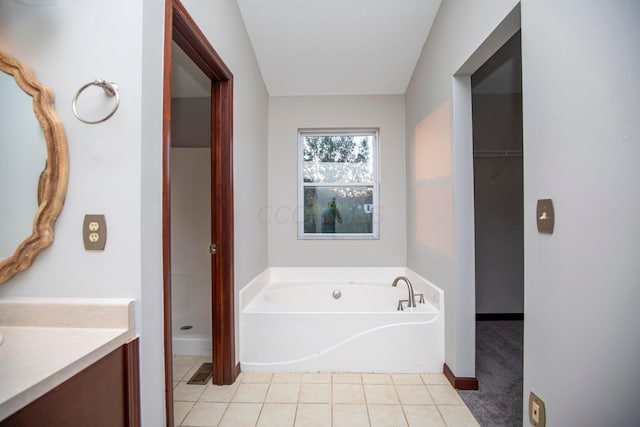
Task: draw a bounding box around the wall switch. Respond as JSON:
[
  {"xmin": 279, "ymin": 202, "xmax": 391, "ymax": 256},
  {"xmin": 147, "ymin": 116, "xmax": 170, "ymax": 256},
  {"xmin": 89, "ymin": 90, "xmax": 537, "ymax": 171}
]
[
  {"xmin": 532, "ymin": 401, "xmax": 540, "ymax": 423},
  {"xmin": 536, "ymin": 199, "xmax": 554, "ymax": 234},
  {"xmin": 83, "ymin": 214, "xmax": 107, "ymax": 250},
  {"xmin": 529, "ymin": 391, "xmax": 546, "ymax": 426}
]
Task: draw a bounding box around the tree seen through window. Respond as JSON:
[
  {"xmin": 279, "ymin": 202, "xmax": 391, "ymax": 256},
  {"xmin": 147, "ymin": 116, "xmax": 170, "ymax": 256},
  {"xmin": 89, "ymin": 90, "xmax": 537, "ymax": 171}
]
[{"xmin": 299, "ymin": 130, "xmax": 378, "ymax": 238}]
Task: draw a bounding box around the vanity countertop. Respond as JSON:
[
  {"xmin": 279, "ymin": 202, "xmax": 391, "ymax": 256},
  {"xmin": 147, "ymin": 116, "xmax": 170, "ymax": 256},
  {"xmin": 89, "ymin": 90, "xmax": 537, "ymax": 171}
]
[{"xmin": 0, "ymin": 298, "xmax": 135, "ymax": 421}]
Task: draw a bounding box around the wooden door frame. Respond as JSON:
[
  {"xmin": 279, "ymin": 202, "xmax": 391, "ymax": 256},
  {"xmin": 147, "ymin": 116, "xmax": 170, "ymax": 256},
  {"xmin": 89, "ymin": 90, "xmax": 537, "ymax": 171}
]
[{"xmin": 162, "ymin": 0, "xmax": 237, "ymax": 424}]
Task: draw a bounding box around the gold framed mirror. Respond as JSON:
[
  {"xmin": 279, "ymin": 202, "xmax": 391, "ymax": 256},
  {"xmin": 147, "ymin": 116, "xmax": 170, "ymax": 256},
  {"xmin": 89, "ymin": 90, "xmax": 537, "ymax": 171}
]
[{"xmin": 0, "ymin": 50, "xmax": 68, "ymax": 284}]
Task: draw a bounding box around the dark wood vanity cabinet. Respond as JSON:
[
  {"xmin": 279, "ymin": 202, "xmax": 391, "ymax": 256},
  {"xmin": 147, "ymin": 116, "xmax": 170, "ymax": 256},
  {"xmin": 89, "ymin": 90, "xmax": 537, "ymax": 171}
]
[{"xmin": 1, "ymin": 338, "xmax": 140, "ymax": 427}]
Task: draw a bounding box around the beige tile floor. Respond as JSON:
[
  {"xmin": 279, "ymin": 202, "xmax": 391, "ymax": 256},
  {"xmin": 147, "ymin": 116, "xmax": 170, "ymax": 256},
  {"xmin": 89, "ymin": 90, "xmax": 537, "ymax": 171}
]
[{"xmin": 173, "ymin": 355, "xmax": 480, "ymax": 427}]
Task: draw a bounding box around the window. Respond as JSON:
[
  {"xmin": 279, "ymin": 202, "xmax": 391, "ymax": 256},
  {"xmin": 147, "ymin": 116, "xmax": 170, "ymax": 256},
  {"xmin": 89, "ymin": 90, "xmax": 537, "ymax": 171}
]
[{"xmin": 298, "ymin": 129, "xmax": 379, "ymax": 239}]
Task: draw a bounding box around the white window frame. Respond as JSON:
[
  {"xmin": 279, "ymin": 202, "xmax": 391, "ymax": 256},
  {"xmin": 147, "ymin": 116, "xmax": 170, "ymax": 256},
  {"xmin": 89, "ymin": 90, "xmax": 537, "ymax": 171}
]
[{"xmin": 297, "ymin": 128, "xmax": 380, "ymax": 240}]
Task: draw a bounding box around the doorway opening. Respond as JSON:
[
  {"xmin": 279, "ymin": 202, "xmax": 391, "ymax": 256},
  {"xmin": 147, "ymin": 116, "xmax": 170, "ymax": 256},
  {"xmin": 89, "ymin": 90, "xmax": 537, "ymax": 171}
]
[
  {"xmin": 162, "ymin": 1, "xmax": 237, "ymax": 425},
  {"xmin": 472, "ymin": 31, "xmax": 524, "ymax": 320},
  {"xmin": 170, "ymin": 40, "xmax": 213, "ymax": 359},
  {"xmin": 459, "ymin": 30, "xmax": 524, "ymax": 426}
]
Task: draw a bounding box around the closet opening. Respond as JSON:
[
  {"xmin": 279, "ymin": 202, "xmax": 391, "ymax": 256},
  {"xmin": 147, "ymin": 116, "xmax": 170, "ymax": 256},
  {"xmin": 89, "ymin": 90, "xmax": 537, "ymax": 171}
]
[{"xmin": 462, "ymin": 30, "xmax": 524, "ymax": 426}]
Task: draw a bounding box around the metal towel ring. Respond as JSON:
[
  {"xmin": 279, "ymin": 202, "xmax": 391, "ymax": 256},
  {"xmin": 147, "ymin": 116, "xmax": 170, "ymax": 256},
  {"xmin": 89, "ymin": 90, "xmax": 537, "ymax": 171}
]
[{"xmin": 72, "ymin": 79, "xmax": 120, "ymax": 124}]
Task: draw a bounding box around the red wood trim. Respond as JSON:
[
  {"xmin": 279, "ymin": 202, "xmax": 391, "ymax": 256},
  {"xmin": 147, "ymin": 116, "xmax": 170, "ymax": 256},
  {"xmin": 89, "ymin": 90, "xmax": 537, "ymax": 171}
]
[
  {"xmin": 210, "ymin": 78, "xmax": 235, "ymax": 385},
  {"xmin": 443, "ymin": 363, "xmax": 479, "ymax": 390},
  {"xmin": 168, "ymin": 0, "xmax": 237, "ymax": 387},
  {"xmin": 172, "ymin": 1, "xmax": 232, "ymax": 81},
  {"xmin": 162, "ymin": 1, "xmax": 175, "ymax": 426},
  {"xmin": 124, "ymin": 338, "xmax": 141, "ymax": 427},
  {"xmin": 476, "ymin": 313, "xmax": 524, "ymax": 321}
]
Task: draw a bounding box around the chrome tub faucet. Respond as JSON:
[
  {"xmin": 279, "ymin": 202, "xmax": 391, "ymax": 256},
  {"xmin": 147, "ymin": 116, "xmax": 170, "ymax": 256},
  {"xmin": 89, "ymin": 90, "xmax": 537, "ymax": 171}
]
[{"xmin": 392, "ymin": 276, "xmax": 425, "ymax": 311}]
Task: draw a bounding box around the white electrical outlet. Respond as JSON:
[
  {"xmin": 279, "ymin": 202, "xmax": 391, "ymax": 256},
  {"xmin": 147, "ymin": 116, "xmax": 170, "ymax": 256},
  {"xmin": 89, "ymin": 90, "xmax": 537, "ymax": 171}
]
[{"xmin": 83, "ymin": 215, "xmax": 107, "ymax": 250}]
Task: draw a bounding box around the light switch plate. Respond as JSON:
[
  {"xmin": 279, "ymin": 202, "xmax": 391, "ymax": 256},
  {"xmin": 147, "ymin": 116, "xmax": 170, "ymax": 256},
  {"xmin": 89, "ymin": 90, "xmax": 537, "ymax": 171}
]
[
  {"xmin": 83, "ymin": 214, "xmax": 107, "ymax": 250},
  {"xmin": 536, "ymin": 199, "xmax": 554, "ymax": 234},
  {"xmin": 529, "ymin": 391, "xmax": 546, "ymax": 426}
]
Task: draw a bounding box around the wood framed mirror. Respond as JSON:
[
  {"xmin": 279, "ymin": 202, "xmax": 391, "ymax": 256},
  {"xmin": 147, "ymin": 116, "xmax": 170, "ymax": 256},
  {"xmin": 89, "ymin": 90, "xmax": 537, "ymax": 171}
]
[{"xmin": 0, "ymin": 50, "xmax": 68, "ymax": 284}]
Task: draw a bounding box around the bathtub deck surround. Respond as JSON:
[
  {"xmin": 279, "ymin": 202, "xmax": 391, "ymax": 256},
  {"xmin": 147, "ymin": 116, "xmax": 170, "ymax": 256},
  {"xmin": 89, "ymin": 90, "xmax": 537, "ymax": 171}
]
[
  {"xmin": 239, "ymin": 268, "xmax": 444, "ymax": 373},
  {"xmin": 0, "ymin": 298, "xmax": 136, "ymax": 421}
]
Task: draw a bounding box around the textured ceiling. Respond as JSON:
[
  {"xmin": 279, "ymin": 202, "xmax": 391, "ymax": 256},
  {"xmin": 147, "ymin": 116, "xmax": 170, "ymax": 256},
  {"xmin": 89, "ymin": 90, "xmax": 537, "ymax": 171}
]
[{"xmin": 236, "ymin": 0, "xmax": 441, "ymax": 96}]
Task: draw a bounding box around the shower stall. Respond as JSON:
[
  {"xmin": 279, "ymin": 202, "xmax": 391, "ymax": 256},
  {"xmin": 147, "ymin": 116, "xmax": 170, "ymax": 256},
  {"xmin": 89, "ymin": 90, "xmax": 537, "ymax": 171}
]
[{"xmin": 170, "ymin": 146, "xmax": 212, "ymax": 356}]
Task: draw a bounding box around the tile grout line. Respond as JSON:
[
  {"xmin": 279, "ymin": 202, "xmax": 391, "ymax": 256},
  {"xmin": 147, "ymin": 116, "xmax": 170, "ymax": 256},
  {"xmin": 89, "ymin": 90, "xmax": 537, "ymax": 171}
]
[
  {"xmin": 426, "ymin": 379, "xmax": 457, "ymax": 427},
  {"xmin": 252, "ymin": 378, "xmax": 268, "ymax": 427},
  {"xmin": 330, "ymin": 373, "xmax": 334, "ymax": 426},
  {"xmin": 392, "ymin": 376, "xmax": 410, "ymax": 427},
  {"xmin": 212, "ymin": 370, "xmax": 241, "ymax": 427},
  {"xmin": 362, "ymin": 373, "xmax": 373, "ymax": 427},
  {"xmin": 292, "ymin": 373, "xmax": 301, "ymax": 427}
]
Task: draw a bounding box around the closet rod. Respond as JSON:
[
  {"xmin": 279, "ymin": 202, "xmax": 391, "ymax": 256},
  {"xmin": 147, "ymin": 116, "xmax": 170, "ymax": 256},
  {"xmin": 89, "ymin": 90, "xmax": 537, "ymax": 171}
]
[{"xmin": 473, "ymin": 149, "xmax": 522, "ymax": 158}]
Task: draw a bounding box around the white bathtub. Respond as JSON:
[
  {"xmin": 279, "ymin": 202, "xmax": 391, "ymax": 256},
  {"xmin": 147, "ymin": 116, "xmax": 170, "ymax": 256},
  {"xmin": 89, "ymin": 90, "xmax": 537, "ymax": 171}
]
[{"xmin": 240, "ymin": 268, "xmax": 444, "ymax": 373}]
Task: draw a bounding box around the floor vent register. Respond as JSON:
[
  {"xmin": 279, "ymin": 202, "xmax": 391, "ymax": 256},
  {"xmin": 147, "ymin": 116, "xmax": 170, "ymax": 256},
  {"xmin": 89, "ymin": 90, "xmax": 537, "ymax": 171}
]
[{"xmin": 187, "ymin": 362, "xmax": 213, "ymax": 385}]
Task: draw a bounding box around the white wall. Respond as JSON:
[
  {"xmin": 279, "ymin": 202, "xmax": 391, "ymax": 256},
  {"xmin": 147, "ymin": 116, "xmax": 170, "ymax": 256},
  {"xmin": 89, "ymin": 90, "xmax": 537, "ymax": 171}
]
[
  {"xmin": 140, "ymin": 0, "xmax": 166, "ymax": 423},
  {"xmin": 180, "ymin": 0, "xmax": 270, "ymax": 290},
  {"xmin": 0, "ymin": 0, "xmax": 165, "ymax": 424},
  {"xmin": 409, "ymin": 0, "xmax": 639, "ymax": 423},
  {"xmin": 405, "ymin": 0, "xmax": 519, "ymax": 378},
  {"xmin": 268, "ymin": 95, "xmax": 406, "ymax": 267},
  {"xmin": 170, "ymin": 148, "xmax": 211, "ymax": 336},
  {"xmin": 181, "ymin": 0, "xmax": 270, "ymax": 361},
  {"xmin": 0, "ymin": 1, "xmax": 146, "ymax": 295},
  {"xmin": 522, "ymin": 1, "xmax": 639, "ymax": 425},
  {"xmin": 0, "ymin": 0, "xmax": 268, "ymax": 424}
]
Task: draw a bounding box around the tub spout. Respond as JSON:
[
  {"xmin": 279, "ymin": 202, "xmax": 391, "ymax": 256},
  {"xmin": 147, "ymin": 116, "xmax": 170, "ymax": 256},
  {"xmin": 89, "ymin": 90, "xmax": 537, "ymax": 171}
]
[{"xmin": 392, "ymin": 276, "xmax": 416, "ymax": 308}]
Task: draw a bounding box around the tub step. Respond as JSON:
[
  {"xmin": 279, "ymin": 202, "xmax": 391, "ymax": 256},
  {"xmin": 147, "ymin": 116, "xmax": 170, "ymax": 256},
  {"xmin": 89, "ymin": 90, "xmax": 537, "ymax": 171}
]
[{"xmin": 187, "ymin": 362, "xmax": 212, "ymax": 385}]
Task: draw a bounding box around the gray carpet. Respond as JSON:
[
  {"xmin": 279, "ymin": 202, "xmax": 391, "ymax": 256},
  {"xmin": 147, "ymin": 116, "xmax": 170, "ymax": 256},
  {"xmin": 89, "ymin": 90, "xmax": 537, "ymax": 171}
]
[{"xmin": 458, "ymin": 320, "xmax": 523, "ymax": 427}]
